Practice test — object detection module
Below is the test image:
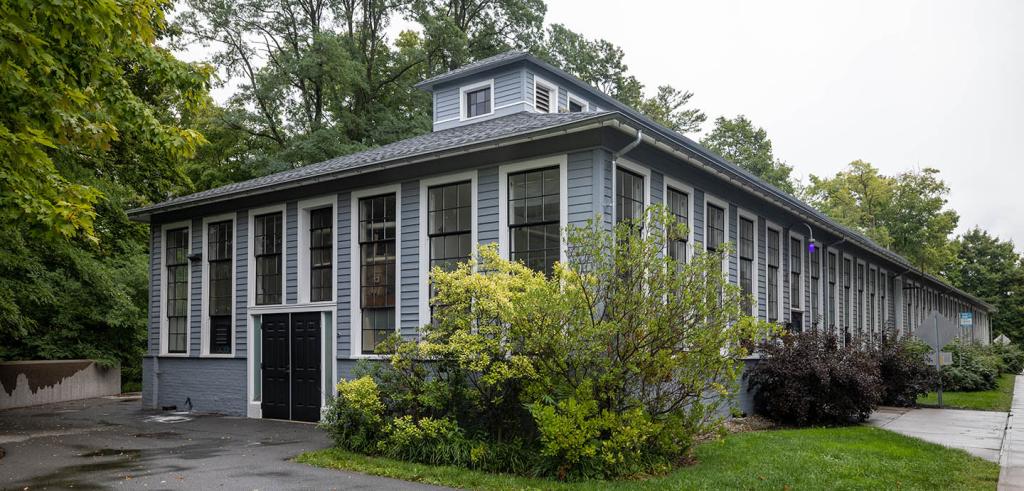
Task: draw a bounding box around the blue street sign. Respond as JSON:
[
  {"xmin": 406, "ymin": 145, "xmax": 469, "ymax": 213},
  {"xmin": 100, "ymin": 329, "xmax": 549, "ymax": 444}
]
[{"xmin": 959, "ymin": 312, "xmax": 973, "ymax": 329}]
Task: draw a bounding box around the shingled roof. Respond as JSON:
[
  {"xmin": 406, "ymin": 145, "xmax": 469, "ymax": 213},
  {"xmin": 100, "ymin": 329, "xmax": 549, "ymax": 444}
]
[{"xmin": 128, "ymin": 111, "xmax": 611, "ymax": 218}]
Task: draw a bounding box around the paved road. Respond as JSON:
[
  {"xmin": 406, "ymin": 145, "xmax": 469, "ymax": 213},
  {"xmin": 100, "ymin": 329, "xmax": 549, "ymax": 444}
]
[
  {"xmin": 0, "ymin": 396, "xmax": 442, "ymax": 490},
  {"xmin": 867, "ymin": 405, "xmax": 1009, "ymax": 462}
]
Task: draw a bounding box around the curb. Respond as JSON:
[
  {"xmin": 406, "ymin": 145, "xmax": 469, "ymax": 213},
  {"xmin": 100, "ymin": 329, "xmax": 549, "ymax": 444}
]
[{"xmin": 998, "ymin": 374, "xmax": 1024, "ymax": 490}]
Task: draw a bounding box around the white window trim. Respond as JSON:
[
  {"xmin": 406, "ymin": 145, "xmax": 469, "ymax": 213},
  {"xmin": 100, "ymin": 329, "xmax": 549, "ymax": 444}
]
[
  {"xmin": 533, "ymin": 75, "xmax": 558, "ymax": 114},
  {"xmin": 703, "ymin": 192, "xmax": 730, "ymax": 279},
  {"xmin": 566, "ymin": 92, "xmax": 589, "ymax": 113},
  {"xmin": 613, "ymin": 158, "xmax": 652, "ymax": 225},
  {"xmin": 459, "ymin": 79, "xmax": 495, "ymax": 121},
  {"xmin": 663, "ymin": 176, "xmax": 695, "ymax": 262},
  {"xmin": 419, "ymin": 171, "xmax": 478, "ymax": 327},
  {"xmin": 737, "ymin": 208, "xmax": 759, "ymax": 317},
  {"xmin": 350, "ymin": 184, "xmax": 402, "ymax": 359},
  {"xmin": 200, "ymin": 213, "xmax": 236, "ymax": 358},
  {"xmin": 498, "ymin": 155, "xmax": 569, "ymax": 266},
  {"xmin": 160, "ymin": 220, "xmax": 192, "ymax": 357},
  {"xmin": 766, "ymin": 221, "xmax": 784, "ymax": 322},
  {"xmin": 248, "ymin": 204, "xmax": 288, "ymax": 310},
  {"xmin": 789, "ymin": 231, "xmax": 805, "ymax": 312},
  {"xmin": 296, "ymin": 195, "xmax": 338, "ymax": 305}
]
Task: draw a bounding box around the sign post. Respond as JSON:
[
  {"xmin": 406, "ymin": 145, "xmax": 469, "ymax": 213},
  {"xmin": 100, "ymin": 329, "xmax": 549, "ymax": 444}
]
[{"xmin": 915, "ymin": 310, "xmax": 957, "ymax": 408}]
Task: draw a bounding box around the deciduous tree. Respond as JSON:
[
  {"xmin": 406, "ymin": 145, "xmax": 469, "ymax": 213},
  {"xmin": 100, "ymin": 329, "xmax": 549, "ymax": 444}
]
[{"xmin": 700, "ymin": 115, "xmax": 795, "ymax": 193}]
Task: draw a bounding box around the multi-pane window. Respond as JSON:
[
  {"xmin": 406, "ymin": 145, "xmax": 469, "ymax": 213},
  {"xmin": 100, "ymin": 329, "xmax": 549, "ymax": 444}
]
[
  {"xmin": 615, "ymin": 168, "xmax": 645, "ymax": 223},
  {"xmin": 739, "ymin": 217, "xmax": 754, "ymax": 314},
  {"xmin": 254, "ymin": 212, "xmax": 283, "ymax": 305},
  {"xmin": 881, "ymin": 272, "xmax": 888, "ymax": 332},
  {"xmin": 207, "ymin": 221, "xmax": 232, "ymax": 354},
  {"xmin": 509, "ymin": 167, "xmax": 560, "ymax": 275},
  {"xmin": 869, "ymin": 269, "xmax": 877, "ymax": 335},
  {"xmin": 465, "ymin": 86, "xmax": 491, "ymax": 118},
  {"xmin": 706, "ymin": 204, "xmax": 726, "ymax": 253},
  {"xmin": 843, "ymin": 258, "xmax": 852, "ymax": 329},
  {"xmin": 568, "ymin": 98, "xmax": 585, "ymax": 113},
  {"xmin": 165, "ymin": 227, "xmax": 189, "ymax": 354},
  {"xmin": 790, "ymin": 237, "xmax": 802, "ymax": 310},
  {"xmin": 309, "ymin": 207, "xmax": 333, "ymax": 302},
  {"xmin": 767, "ymin": 228, "xmax": 780, "ymax": 322},
  {"xmin": 856, "ymin": 263, "xmax": 865, "ymax": 334},
  {"xmin": 828, "ymin": 252, "xmax": 837, "ymax": 329},
  {"xmin": 811, "ymin": 248, "xmax": 820, "ymax": 328},
  {"xmin": 428, "ymin": 181, "xmax": 472, "ymax": 319},
  {"xmin": 666, "ymin": 188, "xmax": 689, "ymax": 263},
  {"xmin": 359, "ymin": 194, "xmax": 397, "ymax": 354}
]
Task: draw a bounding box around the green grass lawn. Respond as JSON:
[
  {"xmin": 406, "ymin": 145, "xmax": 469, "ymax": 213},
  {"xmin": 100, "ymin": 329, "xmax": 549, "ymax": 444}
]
[
  {"xmin": 296, "ymin": 426, "xmax": 998, "ymax": 490},
  {"xmin": 917, "ymin": 373, "xmax": 1016, "ymax": 412}
]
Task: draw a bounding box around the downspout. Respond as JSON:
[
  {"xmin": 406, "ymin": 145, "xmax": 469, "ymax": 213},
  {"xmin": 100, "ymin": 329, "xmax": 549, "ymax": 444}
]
[{"xmin": 612, "ymin": 129, "xmax": 643, "ymax": 164}]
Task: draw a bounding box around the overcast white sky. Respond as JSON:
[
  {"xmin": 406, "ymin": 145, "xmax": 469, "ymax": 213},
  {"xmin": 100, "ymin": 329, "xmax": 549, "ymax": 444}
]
[
  {"xmin": 543, "ymin": 0, "xmax": 1024, "ymax": 249},
  {"xmin": 185, "ymin": 0, "xmax": 1024, "ymax": 248}
]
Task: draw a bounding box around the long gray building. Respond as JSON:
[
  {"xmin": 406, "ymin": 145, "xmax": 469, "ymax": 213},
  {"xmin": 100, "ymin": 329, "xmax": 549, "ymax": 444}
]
[{"xmin": 129, "ymin": 51, "xmax": 994, "ymax": 421}]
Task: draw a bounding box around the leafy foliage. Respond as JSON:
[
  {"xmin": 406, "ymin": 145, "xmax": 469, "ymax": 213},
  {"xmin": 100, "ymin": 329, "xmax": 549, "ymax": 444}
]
[
  {"xmin": 700, "ymin": 115, "xmax": 795, "ymax": 193},
  {"xmin": 320, "ymin": 209, "xmax": 771, "ymax": 480},
  {"xmin": 940, "ymin": 341, "xmax": 1001, "ymax": 392},
  {"xmin": 0, "ymin": 0, "xmax": 210, "ymax": 240},
  {"xmin": 944, "ymin": 228, "xmax": 1024, "ymax": 345},
  {"xmin": 747, "ymin": 331, "xmax": 883, "ymax": 426},
  {"xmin": 873, "ymin": 336, "xmax": 936, "ymax": 407},
  {"xmin": 803, "ymin": 160, "xmax": 959, "ymax": 274}
]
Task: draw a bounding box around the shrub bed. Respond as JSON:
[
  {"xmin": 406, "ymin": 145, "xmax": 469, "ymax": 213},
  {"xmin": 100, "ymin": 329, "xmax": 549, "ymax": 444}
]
[{"xmin": 320, "ymin": 210, "xmax": 773, "ymax": 481}]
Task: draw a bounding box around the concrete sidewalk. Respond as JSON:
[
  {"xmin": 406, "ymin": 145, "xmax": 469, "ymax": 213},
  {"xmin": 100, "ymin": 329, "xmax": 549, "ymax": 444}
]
[
  {"xmin": 867, "ymin": 406, "xmax": 1009, "ymax": 462},
  {"xmin": 1000, "ymin": 375, "xmax": 1024, "ymax": 490}
]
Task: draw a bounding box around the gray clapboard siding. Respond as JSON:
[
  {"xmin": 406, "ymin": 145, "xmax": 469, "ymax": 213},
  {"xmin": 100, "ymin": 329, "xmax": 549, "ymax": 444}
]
[
  {"xmin": 190, "ymin": 218, "xmax": 202, "ymax": 356},
  {"xmin": 434, "ymin": 87, "xmax": 460, "ymax": 122},
  {"xmin": 494, "ymin": 71, "xmax": 521, "ymax": 107},
  {"xmin": 567, "ymin": 151, "xmax": 595, "ymax": 227},
  {"xmin": 650, "ymin": 170, "xmax": 664, "ymax": 205},
  {"xmin": 337, "ymin": 191, "xmax": 352, "ymax": 357},
  {"xmin": 601, "ymin": 151, "xmax": 613, "ymax": 230},
  {"xmin": 400, "ymin": 181, "xmax": 420, "ymax": 339},
  {"xmin": 477, "ymin": 166, "xmax": 499, "ymax": 244},
  {"xmin": 782, "ymin": 227, "xmax": 790, "ymax": 324},
  {"xmin": 149, "ymin": 226, "xmax": 161, "ymax": 355},
  {"xmin": 286, "ymin": 201, "xmax": 298, "ymax": 304},
  {"xmin": 235, "ymin": 210, "xmax": 248, "ymax": 357}
]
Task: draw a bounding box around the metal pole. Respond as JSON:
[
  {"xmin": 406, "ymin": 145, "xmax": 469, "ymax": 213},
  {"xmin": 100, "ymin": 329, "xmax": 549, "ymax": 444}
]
[{"xmin": 935, "ymin": 314, "xmax": 943, "ymax": 408}]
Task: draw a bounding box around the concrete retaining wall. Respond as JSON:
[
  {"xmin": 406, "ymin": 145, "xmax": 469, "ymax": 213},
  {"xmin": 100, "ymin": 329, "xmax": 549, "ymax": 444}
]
[{"xmin": 0, "ymin": 360, "xmax": 121, "ymax": 409}]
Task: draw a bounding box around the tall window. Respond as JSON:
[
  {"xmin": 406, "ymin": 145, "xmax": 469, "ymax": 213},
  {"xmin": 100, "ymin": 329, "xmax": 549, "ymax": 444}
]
[
  {"xmin": 615, "ymin": 168, "xmax": 644, "ymax": 223},
  {"xmin": 509, "ymin": 167, "xmax": 560, "ymax": 275},
  {"xmin": 767, "ymin": 228, "xmax": 780, "ymax": 322},
  {"xmin": 465, "ymin": 86, "xmax": 491, "ymax": 118},
  {"xmin": 359, "ymin": 194, "xmax": 397, "ymax": 354},
  {"xmin": 207, "ymin": 221, "xmax": 232, "ymax": 354},
  {"xmin": 309, "ymin": 207, "xmax": 333, "ymax": 302},
  {"xmin": 428, "ymin": 181, "xmax": 472, "ymax": 318},
  {"xmin": 666, "ymin": 188, "xmax": 689, "ymax": 263},
  {"xmin": 790, "ymin": 237, "xmax": 802, "ymax": 310},
  {"xmin": 843, "ymin": 258, "xmax": 852, "ymax": 330},
  {"xmin": 856, "ymin": 263, "xmax": 865, "ymax": 334},
  {"xmin": 706, "ymin": 205, "xmax": 726, "ymax": 253},
  {"xmin": 828, "ymin": 252, "xmax": 837, "ymax": 330},
  {"xmin": 165, "ymin": 227, "xmax": 189, "ymax": 354},
  {"xmin": 739, "ymin": 217, "xmax": 754, "ymax": 314},
  {"xmin": 811, "ymin": 249, "xmax": 820, "ymax": 328},
  {"xmin": 254, "ymin": 212, "xmax": 283, "ymax": 305},
  {"xmin": 868, "ymin": 269, "xmax": 877, "ymax": 335}
]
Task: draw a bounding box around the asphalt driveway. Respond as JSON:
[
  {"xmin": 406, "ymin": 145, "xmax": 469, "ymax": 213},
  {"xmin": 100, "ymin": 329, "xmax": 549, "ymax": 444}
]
[{"xmin": 0, "ymin": 396, "xmax": 441, "ymax": 490}]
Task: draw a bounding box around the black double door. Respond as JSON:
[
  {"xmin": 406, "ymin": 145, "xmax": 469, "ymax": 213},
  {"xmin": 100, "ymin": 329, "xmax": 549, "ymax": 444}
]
[{"xmin": 261, "ymin": 312, "xmax": 322, "ymax": 422}]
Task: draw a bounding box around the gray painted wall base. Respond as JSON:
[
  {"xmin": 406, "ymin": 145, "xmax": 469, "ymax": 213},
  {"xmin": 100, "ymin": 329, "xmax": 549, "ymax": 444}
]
[{"xmin": 143, "ymin": 356, "xmax": 246, "ymax": 416}]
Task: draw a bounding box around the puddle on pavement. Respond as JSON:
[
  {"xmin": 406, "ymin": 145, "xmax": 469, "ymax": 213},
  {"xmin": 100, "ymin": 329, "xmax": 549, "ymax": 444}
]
[
  {"xmin": 133, "ymin": 431, "xmax": 181, "ymax": 439},
  {"xmin": 80, "ymin": 448, "xmax": 142, "ymax": 458}
]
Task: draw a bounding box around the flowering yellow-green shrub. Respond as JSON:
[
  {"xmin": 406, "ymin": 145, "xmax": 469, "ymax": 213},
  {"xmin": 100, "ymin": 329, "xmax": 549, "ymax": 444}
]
[{"xmin": 320, "ymin": 207, "xmax": 774, "ymax": 480}]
